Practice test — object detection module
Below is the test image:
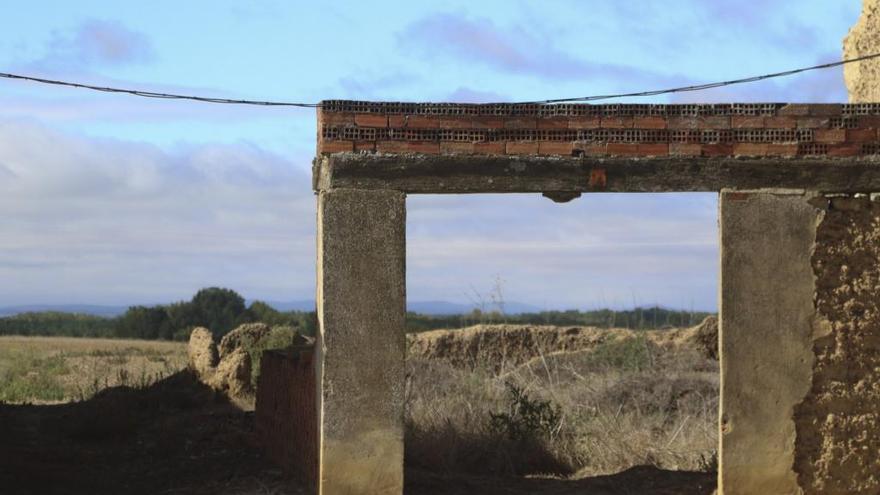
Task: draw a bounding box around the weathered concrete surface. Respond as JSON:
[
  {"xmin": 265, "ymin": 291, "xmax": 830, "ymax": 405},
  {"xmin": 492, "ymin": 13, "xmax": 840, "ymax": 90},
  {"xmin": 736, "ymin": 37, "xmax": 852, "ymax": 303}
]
[
  {"xmin": 315, "ymin": 153, "xmax": 880, "ymax": 194},
  {"xmin": 719, "ymin": 190, "xmax": 820, "ymax": 495},
  {"xmin": 316, "ymin": 188, "xmax": 406, "ymax": 495},
  {"xmin": 844, "ymin": 0, "xmax": 880, "ymax": 102},
  {"xmin": 794, "ymin": 195, "xmax": 880, "ymax": 494}
]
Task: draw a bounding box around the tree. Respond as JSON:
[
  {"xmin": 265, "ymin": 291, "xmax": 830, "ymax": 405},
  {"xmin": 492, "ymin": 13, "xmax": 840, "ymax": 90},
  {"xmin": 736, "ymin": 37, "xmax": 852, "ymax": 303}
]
[
  {"xmin": 190, "ymin": 287, "xmax": 251, "ymax": 338},
  {"xmin": 116, "ymin": 306, "xmax": 169, "ymax": 340}
]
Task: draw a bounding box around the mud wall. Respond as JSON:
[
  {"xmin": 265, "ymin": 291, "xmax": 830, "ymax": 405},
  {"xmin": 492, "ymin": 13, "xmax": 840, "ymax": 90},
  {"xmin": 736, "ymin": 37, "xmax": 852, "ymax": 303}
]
[
  {"xmin": 255, "ymin": 348, "xmax": 318, "ymax": 490},
  {"xmin": 794, "ymin": 195, "xmax": 880, "ymax": 494}
]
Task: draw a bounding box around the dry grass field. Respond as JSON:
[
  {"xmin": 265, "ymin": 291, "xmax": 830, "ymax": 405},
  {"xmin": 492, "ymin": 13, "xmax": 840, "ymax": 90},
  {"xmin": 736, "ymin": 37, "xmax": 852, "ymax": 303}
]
[
  {"xmin": 0, "ymin": 336, "xmax": 186, "ymax": 404},
  {"xmin": 405, "ymin": 320, "xmax": 719, "ymax": 490},
  {"xmin": 0, "ymin": 321, "xmax": 718, "ymax": 494}
]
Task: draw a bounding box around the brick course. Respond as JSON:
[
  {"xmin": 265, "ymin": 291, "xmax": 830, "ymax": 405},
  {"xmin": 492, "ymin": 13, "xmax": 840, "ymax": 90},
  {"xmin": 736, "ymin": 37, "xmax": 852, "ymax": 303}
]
[
  {"xmin": 255, "ymin": 347, "xmax": 317, "ymax": 491},
  {"xmin": 316, "ymin": 101, "xmax": 880, "ymax": 158}
]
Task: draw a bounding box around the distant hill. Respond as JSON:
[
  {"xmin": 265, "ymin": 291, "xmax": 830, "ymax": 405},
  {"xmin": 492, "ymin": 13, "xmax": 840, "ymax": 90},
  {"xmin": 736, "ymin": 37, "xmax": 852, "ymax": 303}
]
[
  {"xmin": 0, "ymin": 300, "xmax": 544, "ymax": 318},
  {"xmin": 263, "ymin": 300, "xmax": 543, "ymax": 315},
  {"xmin": 0, "ymin": 305, "xmax": 129, "ymax": 318}
]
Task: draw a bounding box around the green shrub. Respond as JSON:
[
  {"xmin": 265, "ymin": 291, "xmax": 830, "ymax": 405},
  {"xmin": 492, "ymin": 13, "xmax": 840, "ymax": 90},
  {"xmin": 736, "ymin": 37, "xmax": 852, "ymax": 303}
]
[{"xmin": 489, "ymin": 382, "xmax": 562, "ymax": 441}]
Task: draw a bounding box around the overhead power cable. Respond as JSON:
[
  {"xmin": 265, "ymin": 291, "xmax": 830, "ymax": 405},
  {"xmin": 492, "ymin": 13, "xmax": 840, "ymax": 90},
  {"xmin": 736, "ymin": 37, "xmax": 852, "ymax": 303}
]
[{"xmin": 1, "ymin": 52, "xmax": 879, "ymax": 108}]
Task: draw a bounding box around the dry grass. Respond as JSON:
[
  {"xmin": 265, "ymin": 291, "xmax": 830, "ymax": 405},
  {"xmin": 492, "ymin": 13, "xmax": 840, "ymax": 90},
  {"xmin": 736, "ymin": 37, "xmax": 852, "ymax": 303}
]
[
  {"xmin": 405, "ymin": 334, "xmax": 718, "ymax": 479},
  {"xmin": 0, "ymin": 336, "xmax": 187, "ymax": 403}
]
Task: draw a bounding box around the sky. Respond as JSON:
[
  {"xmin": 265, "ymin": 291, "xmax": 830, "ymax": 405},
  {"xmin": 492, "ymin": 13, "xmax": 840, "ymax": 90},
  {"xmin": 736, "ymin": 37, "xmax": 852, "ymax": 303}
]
[{"xmin": 0, "ymin": 1, "xmax": 861, "ymax": 311}]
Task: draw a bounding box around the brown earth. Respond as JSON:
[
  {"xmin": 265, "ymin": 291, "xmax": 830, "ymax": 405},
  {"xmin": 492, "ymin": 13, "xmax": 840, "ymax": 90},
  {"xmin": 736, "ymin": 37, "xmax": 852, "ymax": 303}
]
[
  {"xmin": 0, "ymin": 369, "xmax": 713, "ymax": 495},
  {"xmin": 0, "ymin": 371, "xmax": 304, "ymax": 495}
]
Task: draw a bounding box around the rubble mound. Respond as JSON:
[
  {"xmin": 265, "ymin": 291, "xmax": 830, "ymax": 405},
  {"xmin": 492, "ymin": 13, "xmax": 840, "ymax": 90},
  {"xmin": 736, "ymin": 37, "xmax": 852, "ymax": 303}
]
[
  {"xmin": 407, "ymin": 316, "xmax": 719, "ymax": 371},
  {"xmin": 212, "ymin": 347, "xmax": 253, "ymax": 398},
  {"xmin": 218, "ymin": 322, "xmax": 272, "ymax": 359},
  {"xmin": 187, "ymin": 327, "xmax": 218, "ymax": 380}
]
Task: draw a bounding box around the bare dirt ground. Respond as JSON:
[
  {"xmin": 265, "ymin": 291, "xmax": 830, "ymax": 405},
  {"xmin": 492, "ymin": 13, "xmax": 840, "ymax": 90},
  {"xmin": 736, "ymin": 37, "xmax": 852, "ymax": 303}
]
[
  {"xmin": 0, "ymin": 369, "xmax": 713, "ymax": 495},
  {"xmin": 0, "ymin": 371, "xmax": 301, "ymax": 495}
]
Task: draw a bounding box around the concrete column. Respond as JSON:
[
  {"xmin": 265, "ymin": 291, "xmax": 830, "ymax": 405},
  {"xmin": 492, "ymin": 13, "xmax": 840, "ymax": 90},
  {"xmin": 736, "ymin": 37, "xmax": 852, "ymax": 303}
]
[
  {"xmin": 718, "ymin": 190, "xmax": 819, "ymax": 495},
  {"xmin": 316, "ymin": 188, "xmax": 406, "ymax": 495}
]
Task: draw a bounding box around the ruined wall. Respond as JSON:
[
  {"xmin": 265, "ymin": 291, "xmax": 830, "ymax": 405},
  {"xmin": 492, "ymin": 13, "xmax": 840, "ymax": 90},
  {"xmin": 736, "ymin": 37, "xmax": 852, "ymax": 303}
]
[
  {"xmin": 844, "ymin": 0, "xmax": 880, "ymax": 103},
  {"xmin": 255, "ymin": 348, "xmax": 317, "ymax": 490},
  {"xmin": 317, "ymin": 102, "xmax": 880, "ymax": 158},
  {"xmin": 794, "ymin": 195, "xmax": 880, "ymax": 494}
]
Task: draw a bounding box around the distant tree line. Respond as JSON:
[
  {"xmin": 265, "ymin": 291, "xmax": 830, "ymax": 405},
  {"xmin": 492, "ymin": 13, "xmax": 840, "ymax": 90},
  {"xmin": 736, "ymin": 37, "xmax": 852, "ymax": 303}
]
[
  {"xmin": 405, "ymin": 306, "xmax": 715, "ymax": 333},
  {"xmin": 0, "ymin": 289, "xmax": 714, "ymax": 340},
  {"xmin": 0, "ymin": 287, "xmax": 317, "ymax": 341}
]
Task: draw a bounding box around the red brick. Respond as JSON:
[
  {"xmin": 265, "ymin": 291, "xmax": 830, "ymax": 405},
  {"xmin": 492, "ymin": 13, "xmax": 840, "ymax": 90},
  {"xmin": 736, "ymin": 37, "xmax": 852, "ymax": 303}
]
[
  {"xmin": 440, "ymin": 142, "xmax": 475, "ymax": 154},
  {"xmin": 847, "ymin": 128, "xmax": 877, "ymax": 142},
  {"xmin": 506, "ymin": 141, "xmax": 539, "ymax": 155},
  {"xmin": 590, "ymin": 168, "xmax": 607, "ymax": 188},
  {"xmin": 433, "ymin": 117, "xmax": 473, "ymax": 129},
  {"xmin": 797, "ymin": 117, "xmax": 831, "ymax": 128},
  {"xmin": 777, "ymin": 104, "xmax": 811, "ymax": 116},
  {"xmin": 354, "ymin": 141, "xmax": 375, "ymax": 152},
  {"xmin": 815, "ymin": 129, "xmax": 847, "ymax": 143},
  {"xmin": 733, "ymin": 143, "xmax": 769, "ymax": 156},
  {"xmin": 727, "ymin": 192, "xmax": 751, "ymax": 201},
  {"xmin": 702, "ymin": 143, "xmax": 735, "ymax": 157},
  {"xmin": 807, "ymin": 104, "xmax": 842, "ymax": 116},
  {"xmin": 319, "ymin": 111, "xmax": 355, "ymax": 126},
  {"xmin": 398, "ymin": 115, "xmax": 438, "ymax": 128},
  {"xmin": 504, "ymin": 117, "xmax": 537, "ymax": 129},
  {"xmin": 766, "ymin": 143, "xmax": 798, "ymax": 157},
  {"xmin": 392, "ymin": 115, "xmax": 471, "ymax": 129},
  {"xmin": 827, "ymin": 143, "xmax": 863, "ymax": 157},
  {"xmin": 638, "ymin": 143, "xmax": 669, "ymax": 156},
  {"xmin": 388, "ymin": 115, "xmax": 406, "ymax": 127},
  {"xmin": 633, "ymin": 116, "xmax": 667, "ymax": 129},
  {"xmin": 537, "ymin": 117, "xmax": 571, "ymax": 130},
  {"xmin": 538, "ymin": 141, "xmax": 574, "ymax": 155},
  {"xmin": 568, "ymin": 116, "xmax": 601, "ymax": 129},
  {"xmin": 377, "ymin": 141, "xmax": 440, "ymax": 154},
  {"xmin": 473, "ymin": 142, "xmax": 506, "ymax": 154},
  {"xmin": 573, "ymin": 143, "xmax": 607, "ymax": 156},
  {"xmin": 354, "ymin": 113, "xmax": 388, "ymax": 127},
  {"xmin": 319, "ymin": 140, "xmax": 354, "ymax": 153},
  {"xmin": 859, "ymin": 116, "xmax": 880, "ymax": 127},
  {"xmin": 668, "ymin": 116, "xmax": 730, "ymax": 130},
  {"xmin": 606, "ymin": 143, "xmax": 640, "ymax": 156},
  {"xmin": 471, "ymin": 116, "xmax": 505, "ymax": 129},
  {"xmin": 765, "ymin": 116, "xmax": 797, "ymax": 129},
  {"xmin": 601, "ymin": 116, "xmax": 634, "ymax": 129},
  {"xmin": 669, "ymin": 143, "xmax": 702, "ymax": 156},
  {"xmin": 731, "ymin": 116, "xmax": 766, "ymax": 128}
]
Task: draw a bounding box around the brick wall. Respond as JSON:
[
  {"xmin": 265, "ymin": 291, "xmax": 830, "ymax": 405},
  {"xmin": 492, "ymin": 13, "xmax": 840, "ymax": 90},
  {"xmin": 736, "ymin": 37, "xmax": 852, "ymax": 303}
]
[
  {"xmin": 255, "ymin": 347, "xmax": 317, "ymax": 491},
  {"xmin": 317, "ymin": 101, "xmax": 880, "ymax": 158}
]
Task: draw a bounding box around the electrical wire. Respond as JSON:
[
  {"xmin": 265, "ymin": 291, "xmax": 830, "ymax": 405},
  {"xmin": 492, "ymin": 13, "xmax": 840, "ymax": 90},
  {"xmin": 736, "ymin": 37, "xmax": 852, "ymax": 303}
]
[{"xmin": 2, "ymin": 52, "xmax": 879, "ymax": 108}]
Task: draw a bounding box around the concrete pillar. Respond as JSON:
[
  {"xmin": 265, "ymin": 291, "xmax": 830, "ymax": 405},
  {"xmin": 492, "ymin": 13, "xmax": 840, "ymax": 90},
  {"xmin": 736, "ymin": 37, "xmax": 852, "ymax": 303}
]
[
  {"xmin": 316, "ymin": 188, "xmax": 406, "ymax": 495},
  {"xmin": 718, "ymin": 190, "xmax": 819, "ymax": 495}
]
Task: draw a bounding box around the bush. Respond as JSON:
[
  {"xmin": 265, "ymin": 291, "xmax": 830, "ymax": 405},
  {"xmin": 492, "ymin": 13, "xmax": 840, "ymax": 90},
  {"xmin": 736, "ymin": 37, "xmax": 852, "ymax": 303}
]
[{"xmin": 489, "ymin": 382, "xmax": 562, "ymax": 441}]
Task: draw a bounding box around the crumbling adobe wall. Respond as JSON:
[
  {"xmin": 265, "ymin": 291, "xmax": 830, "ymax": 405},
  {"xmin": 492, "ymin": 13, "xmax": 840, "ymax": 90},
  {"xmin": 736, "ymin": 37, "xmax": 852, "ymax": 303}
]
[
  {"xmin": 844, "ymin": 0, "xmax": 880, "ymax": 103},
  {"xmin": 794, "ymin": 195, "xmax": 880, "ymax": 494}
]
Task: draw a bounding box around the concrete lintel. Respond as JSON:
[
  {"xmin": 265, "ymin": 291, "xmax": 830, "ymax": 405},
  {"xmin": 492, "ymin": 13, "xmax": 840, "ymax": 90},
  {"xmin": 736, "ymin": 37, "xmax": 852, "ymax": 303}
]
[
  {"xmin": 719, "ymin": 190, "xmax": 820, "ymax": 495},
  {"xmin": 317, "ymin": 188, "xmax": 406, "ymax": 495},
  {"xmin": 314, "ymin": 153, "xmax": 880, "ymax": 194}
]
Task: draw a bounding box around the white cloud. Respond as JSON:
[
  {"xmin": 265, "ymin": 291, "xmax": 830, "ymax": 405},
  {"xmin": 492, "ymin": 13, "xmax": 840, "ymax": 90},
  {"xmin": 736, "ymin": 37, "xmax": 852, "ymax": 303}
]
[{"xmin": 0, "ymin": 119, "xmax": 316, "ymax": 306}]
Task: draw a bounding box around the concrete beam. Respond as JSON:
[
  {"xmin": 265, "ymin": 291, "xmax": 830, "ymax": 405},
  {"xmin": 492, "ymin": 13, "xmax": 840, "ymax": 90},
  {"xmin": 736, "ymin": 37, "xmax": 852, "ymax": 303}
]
[
  {"xmin": 316, "ymin": 188, "xmax": 406, "ymax": 495},
  {"xmin": 315, "ymin": 153, "xmax": 880, "ymax": 194},
  {"xmin": 719, "ymin": 190, "xmax": 820, "ymax": 494}
]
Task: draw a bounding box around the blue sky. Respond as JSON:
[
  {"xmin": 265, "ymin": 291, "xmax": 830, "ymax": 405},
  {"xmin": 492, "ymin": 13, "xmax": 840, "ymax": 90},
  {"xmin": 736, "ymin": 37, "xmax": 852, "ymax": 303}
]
[{"xmin": 0, "ymin": 1, "xmax": 861, "ymax": 311}]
